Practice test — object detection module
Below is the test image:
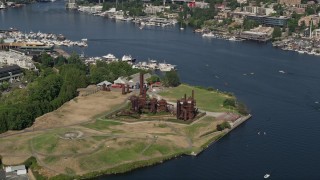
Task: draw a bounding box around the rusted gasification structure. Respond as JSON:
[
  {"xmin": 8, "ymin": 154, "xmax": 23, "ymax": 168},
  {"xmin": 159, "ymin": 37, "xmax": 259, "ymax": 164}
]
[
  {"xmin": 129, "ymin": 72, "xmax": 169, "ymax": 114},
  {"xmin": 176, "ymin": 90, "xmax": 197, "ymax": 121}
]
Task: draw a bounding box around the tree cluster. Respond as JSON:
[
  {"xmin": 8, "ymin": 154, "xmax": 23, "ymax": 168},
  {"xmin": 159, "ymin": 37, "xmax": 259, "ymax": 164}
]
[
  {"xmin": 0, "ymin": 54, "xmax": 88, "ymax": 133},
  {"xmin": 89, "ymin": 60, "xmax": 143, "ymax": 84},
  {"xmin": 161, "ymin": 70, "xmax": 180, "ymax": 87},
  {"xmin": 243, "ymin": 19, "xmax": 260, "ymax": 30}
]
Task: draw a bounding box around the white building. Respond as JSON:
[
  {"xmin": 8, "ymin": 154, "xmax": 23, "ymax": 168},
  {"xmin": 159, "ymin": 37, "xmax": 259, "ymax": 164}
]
[
  {"xmin": 144, "ymin": 5, "xmax": 165, "ymax": 14},
  {"xmin": 0, "ymin": 49, "xmax": 36, "ymax": 70},
  {"xmin": 5, "ymin": 165, "xmax": 27, "ymax": 175},
  {"xmin": 243, "ymin": 6, "xmax": 275, "ymax": 16},
  {"xmin": 78, "ymin": 5, "xmax": 103, "ymax": 14}
]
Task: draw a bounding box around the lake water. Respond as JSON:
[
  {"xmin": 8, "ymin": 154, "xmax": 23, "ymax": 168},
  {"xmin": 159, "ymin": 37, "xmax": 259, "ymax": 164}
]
[{"xmin": 1, "ymin": 1, "xmax": 320, "ymax": 179}]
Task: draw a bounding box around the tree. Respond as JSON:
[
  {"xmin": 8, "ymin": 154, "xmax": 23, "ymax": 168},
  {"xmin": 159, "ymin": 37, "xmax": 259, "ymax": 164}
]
[
  {"xmin": 223, "ymin": 98, "xmax": 236, "ymax": 108},
  {"xmin": 0, "ymin": 81, "xmax": 10, "ymax": 91},
  {"xmin": 162, "ymin": 71, "xmax": 180, "ymax": 87},
  {"xmin": 243, "ymin": 19, "xmax": 260, "ymax": 30},
  {"xmin": 306, "ymin": 7, "xmax": 315, "ymax": 16},
  {"xmin": 40, "ymin": 53, "xmax": 54, "ymax": 67},
  {"xmin": 272, "ymin": 27, "xmax": 282, "ymax": 40},
  {"xmin": 102, "ymin": 2, "xmax": 113, "ymax": 11},
  {"xmin": 54, "ymin": 56, "xmax": 67, "ymax": 67},
  {"xmin": 146, "ymin": 75, "xmax": 160, "ymax": 84}
]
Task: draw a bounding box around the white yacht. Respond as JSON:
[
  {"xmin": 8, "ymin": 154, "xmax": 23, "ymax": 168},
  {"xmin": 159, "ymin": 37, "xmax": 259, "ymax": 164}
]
[
  {"xmin": 121, "ymin": 55, "xmax": 136, "ymax": 62},
  {"xmin": 148, "ymin": 60, "xmax": 158, "ymax": 70},
  {"xmin": 202, "ymin": 32, "xmax": 215, "ymax": 38},
  {"xmin": 264, "ymin": 174, "xmax": 270, "ymax": 179},
  {"xmin": 102, "ymin": 53, "xmax": 118, "ymax": 62},
  {"xmin": 158, "ymin": 61, "xmax": 176, "ymax": 72}
]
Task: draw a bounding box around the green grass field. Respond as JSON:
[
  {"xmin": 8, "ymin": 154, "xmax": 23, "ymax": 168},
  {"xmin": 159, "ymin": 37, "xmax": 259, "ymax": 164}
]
[{"xmin": 159, "ymin": 84, "xmax": 234, "ymax": 112}]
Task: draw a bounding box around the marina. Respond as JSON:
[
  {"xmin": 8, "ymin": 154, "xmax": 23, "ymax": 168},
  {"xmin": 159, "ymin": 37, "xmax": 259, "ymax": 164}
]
[
  {"xmin": 0, "ymin": 30, "xmax": 88, "ymax": 49},
  {"xmin": 273, "ymin": 37, "xmax": 320, "ymax": 56},
  {"xmin": 83, "ymin": 53, "xmax": 176, "ymax": 72}
]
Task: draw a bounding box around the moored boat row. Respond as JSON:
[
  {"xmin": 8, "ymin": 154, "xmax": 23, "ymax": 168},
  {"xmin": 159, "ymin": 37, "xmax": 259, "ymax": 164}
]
[{"xmin": 84, "ymin": 54, "xmax": 176, "ymax": 72}]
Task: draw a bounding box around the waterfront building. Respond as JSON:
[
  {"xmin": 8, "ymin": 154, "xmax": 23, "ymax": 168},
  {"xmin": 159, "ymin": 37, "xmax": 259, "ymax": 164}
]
[
  {"xmin": 144, "ymin": 5, "xmax": 165, "ymax": 15},
  {"xmin": 237, "ymin": 0, "xmax": 247, "ymax": 3},
  {"xmin": 188, "ymin": 1, "xmax": 209, "ymax": 9},
  {"xmin": 289, "ymin": 7, "xmax": 305, "ymax": 14},
  {"xmin": 312, "ymin": 29, "xmax": 320, "ymax": 39},
  {"xmin": 246, "ymin": 15, "xmax": 289, "ymax": 27},
  {"xmin": 298, "ymin": 15, "xmax": 320, "ymax": 27},
  {"xmin": 78, "ymin": 5, "xmax": 103, "ymax": 14},
  {"xmin": 243, "ymin": 6, "xmax": 275, "ymax": 16},
  {"xmin": 278, "ymin": 0, "xmax": 301, "ymax": 5},
  {"xmin": 0, "ymin": 65, "xmax": 23, "ymax": 83},
  {"xmin": 163, "ymin": 12, "xmax": 179, "ymax": 19},
  {"xmin": 240, "ymin": 26, "xmax": 273, "ymax": 41},
  {"xmin": 0, "ymin": 49, "xmax": 36, "ymax": 70},
  {"xmin": 214, "ymin": 11, "xmax": 229, "ymax": 20}
]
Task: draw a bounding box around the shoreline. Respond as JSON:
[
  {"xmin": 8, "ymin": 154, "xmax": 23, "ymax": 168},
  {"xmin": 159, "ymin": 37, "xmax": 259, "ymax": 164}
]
[
  {"xmin": 0, "ymin": 106, "xmax": 252, "ymax": 180},
  {"xmin": 77, "ymin": 114, "xmax": 252, "ymax": 179}
]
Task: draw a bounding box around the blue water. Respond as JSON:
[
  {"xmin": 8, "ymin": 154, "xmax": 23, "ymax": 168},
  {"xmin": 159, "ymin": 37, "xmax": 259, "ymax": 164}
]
[{"xmin": 1, "ymin": 1, "xmax": 320, "ymax": 179}]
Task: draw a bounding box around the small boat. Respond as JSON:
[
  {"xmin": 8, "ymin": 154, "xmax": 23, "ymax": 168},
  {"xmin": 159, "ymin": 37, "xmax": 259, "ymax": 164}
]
[
  {"xmin": 0, "ymin": 4, "xmax": 6, "ymax": 9},
  {"xmin": 180, "ymin": 27, "xmax": 184, "ymax": 30},
  {"xmin": 121, "ymin": 55, "xmax": 136, "ymax": 63},
  {"xmin": 102, "ymin": 53, "xmax": 118, "ymax": 62},
  {"xmin": 202, "ymin": 32, "xmax": 215, "ymax": 38},
  {"xmin": 264, "ymin": 174, "xmax": 270, "ymax": 179},
  {"xmin": 229, "ymin": 36, "xmax": 237, "ymax": 41},
  {"xmin": 81, "ymin": 38, "xmax": 88, "ymax": 42},
  {"xmin": 158, "ymin": 61, "xmax": 176, "ymax": 72}
]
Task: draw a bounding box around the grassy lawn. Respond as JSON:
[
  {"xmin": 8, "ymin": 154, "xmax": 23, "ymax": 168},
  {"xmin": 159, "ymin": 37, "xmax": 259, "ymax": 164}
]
[
  {"xmin": 82, "ymin": 119, "xmax": 123, "ymax": 130},
  {"xmin": 184, "ymin": 116, "xmax": 217, "ymax": 138},
  {"xmin": 159, "ymin": 84, "xmax": 234, "ymax": 112},
  {"xmin": 79, "ymin": 141, "xmax": 147, "ymax": 170},
  {"xmin": 32, "ymin": 134, "xmax": 59, "ymax": 153}
]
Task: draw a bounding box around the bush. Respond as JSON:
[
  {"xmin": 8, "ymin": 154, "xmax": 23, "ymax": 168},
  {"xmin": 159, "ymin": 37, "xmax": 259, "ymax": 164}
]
[
  {"xmin": 24, "ymin": 156, "xmax": 38, "ymax": 169},
  {"xmin": 216, "ymin": 122, "xmax": 231, "ymax": 131},
  {"xmin": 223, "ymin": 99, "xmax": 236, "ymax": 108},
  {"xmin": 162, "ymin": 71, "xmax": 180, "ymax": 87},
  {"xmin": 237, "ymin": 102, "xmax": 249, "ymax": 115}
]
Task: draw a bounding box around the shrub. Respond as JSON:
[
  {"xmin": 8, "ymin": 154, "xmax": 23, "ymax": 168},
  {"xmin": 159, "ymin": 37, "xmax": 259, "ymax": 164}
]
[
  {"xmin": 237, "ymin": 102, "xmax": 249, "ymax": 115},
  {"xmin": 216, "ymin": 122, "xmax": 231, "ymax": 131},
  {"xmin": 223, "ymin": 99, "xmax": 236, "ymax": 108}
]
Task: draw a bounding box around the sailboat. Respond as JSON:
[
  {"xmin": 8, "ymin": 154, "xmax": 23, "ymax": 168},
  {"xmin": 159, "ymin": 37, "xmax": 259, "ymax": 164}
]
[{"xmin": 180, "ymin": 21, "xmax": 184, "ymax": 30}]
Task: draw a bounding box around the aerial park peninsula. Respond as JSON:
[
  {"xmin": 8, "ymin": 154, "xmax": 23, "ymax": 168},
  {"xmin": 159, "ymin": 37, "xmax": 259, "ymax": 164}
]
[{"xmin": 0, "ymin": 53, "xmax": 251, "ymax": 179}]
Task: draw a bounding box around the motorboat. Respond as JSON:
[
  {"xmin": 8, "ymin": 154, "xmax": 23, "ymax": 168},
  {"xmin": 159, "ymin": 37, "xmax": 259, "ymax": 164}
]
[
  {"xmin": 121, "ymin": 55, "xmax": 136, "ymax": 62},
  {"xmin": 202, "ymin": 32, "xmax": 215, "ymax": 38},
  {"xmin": 102, "ymin": 53, "xmax": 118, "ymax": 62},
  {"xmin": 264, "ymin": 174, "xmax": 270, "ymax": 179},
  {"xmin": 158, "ymin": 61, "xmax": 176, "ymax": 72}
]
